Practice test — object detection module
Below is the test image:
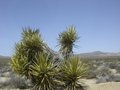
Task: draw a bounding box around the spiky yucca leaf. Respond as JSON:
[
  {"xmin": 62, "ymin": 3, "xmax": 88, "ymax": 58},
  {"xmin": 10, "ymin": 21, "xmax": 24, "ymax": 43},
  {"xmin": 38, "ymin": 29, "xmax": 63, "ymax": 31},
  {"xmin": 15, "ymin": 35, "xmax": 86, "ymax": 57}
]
[
  {"xmin": 59, "ymin": 56, "xmax": 88, "ymax": 90},
  {"xmin": 58, "ymin": 26, "xmax": 79, "ymax": 59},
  {"xmin": 11, "ymin": 55, "xmax": 29, "ymax": 76},
  {"xmin": 22, "ymin": 28, "xmax": 45, "ymax": 56},
  {"xmin": 22, "ymin": 28, "xmax": 39, "ymax": 42},
  {"xmin": 30, "ymin": 53, "xmax": 58, "ymax": 90}
]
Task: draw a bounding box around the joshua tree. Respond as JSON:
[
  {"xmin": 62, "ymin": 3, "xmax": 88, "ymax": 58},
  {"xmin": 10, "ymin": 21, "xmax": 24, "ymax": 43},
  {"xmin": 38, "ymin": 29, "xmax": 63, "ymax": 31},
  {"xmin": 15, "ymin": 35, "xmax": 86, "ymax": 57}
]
[{"xmin": 58, "ymin": 26, "xmax": 79, "ymax": 59}]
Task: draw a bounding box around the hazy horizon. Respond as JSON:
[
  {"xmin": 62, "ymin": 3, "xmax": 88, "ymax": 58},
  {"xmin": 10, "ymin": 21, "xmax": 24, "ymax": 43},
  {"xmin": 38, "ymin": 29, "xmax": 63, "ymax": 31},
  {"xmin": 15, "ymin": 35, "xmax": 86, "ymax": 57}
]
[{"xmin": 0, "ymin": 0, "xmax": 120, "ymax": 56}]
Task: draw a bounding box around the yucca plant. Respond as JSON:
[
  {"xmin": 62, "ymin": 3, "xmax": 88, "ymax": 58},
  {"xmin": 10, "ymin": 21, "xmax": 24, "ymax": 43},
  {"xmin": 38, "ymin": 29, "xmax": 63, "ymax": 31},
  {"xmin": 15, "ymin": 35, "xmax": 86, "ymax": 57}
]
[
  {"xmin": 30, "ymin": 53, "xmax": 58, "ymax": 90},
  {"xmin": 11, "ymin": 54, "xmax": 29, "ymax": 76},
  {"xmin": 58, "ymin": 26, "xmax": 79, "ymax": 59},
  {"xmin": 59, "ymin": 56, "xmax": 88, "ymax": 90},
  {"xmin": 11, "ymin": 27, "xmax": 89, "ymax": 90},
  {"xmin": 21, "ymin": 28, "xmax": 46, "ymax": 61},
  {"xmin": 11, "ymin": 28, "xmax": 47, "ymax": 83}
]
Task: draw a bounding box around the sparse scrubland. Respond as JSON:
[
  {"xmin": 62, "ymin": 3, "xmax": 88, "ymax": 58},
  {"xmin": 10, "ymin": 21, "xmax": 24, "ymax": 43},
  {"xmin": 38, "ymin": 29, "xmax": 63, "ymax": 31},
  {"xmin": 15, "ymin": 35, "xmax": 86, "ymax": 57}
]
[
  {"xmin": 0, "ymin": 27, "xmax": 120, "ymax": 90},
  {"xmin": 81, "ymin": 56, "xmax": 120, "ymax": 82},
  {"xmin": 0, "ymin": 55, "xmax": 120, "ymax": 89}
]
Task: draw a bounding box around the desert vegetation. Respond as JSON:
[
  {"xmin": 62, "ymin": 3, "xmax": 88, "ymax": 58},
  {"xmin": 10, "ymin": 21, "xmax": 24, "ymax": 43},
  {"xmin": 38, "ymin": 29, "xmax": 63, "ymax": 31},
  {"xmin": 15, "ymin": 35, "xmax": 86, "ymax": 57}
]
[
  {"xmin": 1, "ymin": 55, "xmax": 120, "ymax": 89},
  {"xmin": 0, "ymin": 27, "xmax": 120, "ymax": 90},
  {"xmin": 81, "ymin": 56, "xmax": 120, "ymax": 83},
  {"xmin": 10, "ymin": 26, "xmax": 89, "ymax": 90}
]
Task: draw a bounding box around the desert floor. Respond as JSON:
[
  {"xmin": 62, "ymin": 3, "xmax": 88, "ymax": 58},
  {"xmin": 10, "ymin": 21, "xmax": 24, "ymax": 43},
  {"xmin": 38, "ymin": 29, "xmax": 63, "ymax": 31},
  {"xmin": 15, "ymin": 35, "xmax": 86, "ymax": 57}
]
[{"xmin": 83, "ymin": 79, "xmax": 120, "ymax": 90}]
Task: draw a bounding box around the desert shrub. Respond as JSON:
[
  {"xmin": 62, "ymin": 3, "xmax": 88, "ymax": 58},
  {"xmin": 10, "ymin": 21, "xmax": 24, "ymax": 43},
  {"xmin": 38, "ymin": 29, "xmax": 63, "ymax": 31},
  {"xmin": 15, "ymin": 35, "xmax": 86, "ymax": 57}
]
[
  {"xmin": 86, "ymin": 65, "xmax": 97, "ymax": 79},
  {"xmin": 95, "ymin": 64, "xmax": 113, "ymax": 83},
  {"xmin": 9, "ymin": 74, "xmax": 29, "ymax": 89},
  {"xmin": 111, "ymin": 74, "xmax": 120, "ymax": 82},
  {"xmin": 0, "ymin": 58, "xmax": 10, "ymax": 68},
  {"xmin": 109, "ymin": 62, "xmax": 117, "ymax": 69},
  {"xmin": 0, "ymin": 66, "xmax": 11, "ymax": 73},
  {"xmin": 116, "ymin": 65, "xmax": 120, "ymax": 73},
  {"xmin": 0, "ymin": 81, "xmax": 9, "ymax": 89},
  {"xmin": 0, "ymin": 71, "xmax": 30, "ymax": 89},
  {"xmin": 81, "ymin": 56, "xmax": 120, "ymax": 83}
]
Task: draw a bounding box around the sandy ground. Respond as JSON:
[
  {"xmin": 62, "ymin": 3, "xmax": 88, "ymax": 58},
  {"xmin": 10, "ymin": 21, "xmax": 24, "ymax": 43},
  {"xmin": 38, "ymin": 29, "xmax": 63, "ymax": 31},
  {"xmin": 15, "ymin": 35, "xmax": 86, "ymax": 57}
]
[
  {"xmin": 0, "ymin": 77, "xmax": 120, "ymax": 90},
  {"xmin": 88, "ymin": 82, "xmax": 120, "ymax": 90},
  {"xmin": 83, "ymin": 79, "xmax": 120, "ymax": 90}
]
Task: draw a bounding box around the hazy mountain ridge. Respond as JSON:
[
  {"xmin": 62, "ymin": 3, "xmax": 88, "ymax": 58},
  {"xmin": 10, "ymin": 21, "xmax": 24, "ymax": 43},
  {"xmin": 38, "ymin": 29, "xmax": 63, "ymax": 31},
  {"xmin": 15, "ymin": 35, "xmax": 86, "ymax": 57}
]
[
  {"xmin": 0, "ymin": 55, "xmax": 10, "ymax": 60},
  {"xmin": 79, "ymin": 51, "xmax": 120, "ymax": 57},
  {"xmin": 0, "ymin": 51, "xmax": 120, "ymax": 60}
]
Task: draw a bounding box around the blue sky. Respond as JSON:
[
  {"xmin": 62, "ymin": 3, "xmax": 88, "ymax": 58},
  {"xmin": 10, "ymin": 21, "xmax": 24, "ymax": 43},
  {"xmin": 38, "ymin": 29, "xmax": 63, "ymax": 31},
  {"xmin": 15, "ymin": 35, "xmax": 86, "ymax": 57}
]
[{"xmin": 0, "ymin": 0, "xmax": 120, "ymax": 56}]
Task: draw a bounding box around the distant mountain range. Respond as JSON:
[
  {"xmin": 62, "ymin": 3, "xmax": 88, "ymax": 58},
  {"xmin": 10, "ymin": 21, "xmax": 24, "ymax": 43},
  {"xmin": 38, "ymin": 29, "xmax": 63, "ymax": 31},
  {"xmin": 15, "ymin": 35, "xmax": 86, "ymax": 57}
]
[
  {"xmin": 0, "ymin": 51, "xmax": 120, "ymax": 60},
  {"xmin": 0, "ymin": 55, "xmax": 10, "ymax": 60},
  {"xmin": 79, "ymin": 51, "xmax": 120, "ymax": 57}
]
